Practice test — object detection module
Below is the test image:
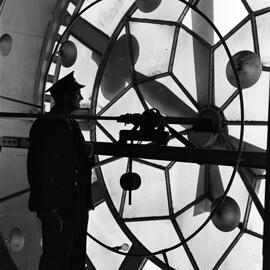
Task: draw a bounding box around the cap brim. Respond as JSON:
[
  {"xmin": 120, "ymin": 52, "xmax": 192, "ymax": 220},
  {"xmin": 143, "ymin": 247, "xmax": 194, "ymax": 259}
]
[
  {"xmin": 44, "ymin": 83, "xmax": 85, "ymax": 93},
  {"xmin": 77, "ymin": 82, "xmax": 85, "ymax": 89}
]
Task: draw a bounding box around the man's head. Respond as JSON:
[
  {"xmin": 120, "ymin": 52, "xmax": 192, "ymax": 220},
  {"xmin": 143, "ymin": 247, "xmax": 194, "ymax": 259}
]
[{"xmin": 46, "ymin": 71, "xmax": 84, "ymax": 111}]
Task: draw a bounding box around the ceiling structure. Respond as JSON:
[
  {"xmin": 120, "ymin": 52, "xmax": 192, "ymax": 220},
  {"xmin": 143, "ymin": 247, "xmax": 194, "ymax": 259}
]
[{"xmin": 0, "ymin": 0, "xmax": 270, "ymax": 270}]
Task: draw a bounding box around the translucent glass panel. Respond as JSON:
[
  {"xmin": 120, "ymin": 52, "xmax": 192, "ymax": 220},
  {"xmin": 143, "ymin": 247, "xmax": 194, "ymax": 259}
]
[
  {"xmin": 229, "ymin": 125, "xmax": 267, "ymax": 150},
  {"xmin": 173, "ymin": 29, "xmax": 198, "ymax": 106},
  {"xmin": 170, "ymin": 162, "xmax": 200, "ymax": 212},
  {"xmin": 167, "ymin": 246, "xmax": 194, "ymax": 269},
  {"xmin": 220, "ymin": 234, "xmax": 262, "ymax": 270},
  {"xmin": 213, "ymin": 0, "xmax": 247, "ymax": 42},
  {"xmin": 123, "ymin": 163, "xmax": 168, "ymax": 217},
  {"xmin": 127, "ymin": 220, "xmax": 179, "ymax": 251},
  {"xmin": 223, "ymin": 71, "xmax": 269, "ymax": 121},
  {"xmin": 129, "ymin": 22, "xmax": 174, "ymax": 77},
  {"xmin": 257, "ymin": 13, "xmax": 270, "ymax": 65},
  {"xmin": 187, "ymin": 217, "xmax": 239, "ymax": 269},
  {"xmin": 87, "ymin": 203, "xmax": 131, "ymax": 270},
  {"xmin": 247, "ymin": 0, "xmax": 270, "ymax": 11},
  {"xmin": 80, "ymin": 0, "xmax": 134, "ymax": 36}
]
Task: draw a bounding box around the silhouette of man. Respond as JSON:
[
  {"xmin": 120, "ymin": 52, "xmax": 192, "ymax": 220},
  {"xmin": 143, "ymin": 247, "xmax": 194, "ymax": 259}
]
[{"xmin": 27, "ymin": 71, "xmax": 94, "ymax": 270}]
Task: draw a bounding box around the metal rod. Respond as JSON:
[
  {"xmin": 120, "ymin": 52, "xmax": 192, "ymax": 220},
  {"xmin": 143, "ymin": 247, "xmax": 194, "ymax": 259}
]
[
  {"xmin": 213, "ymin": 15, "xmax": 250, "ymax": 50},
  {"xmin": 244, "ymin": 228, "xmax": 263, "ymax": 239},
  {"xmin": 96, "ymin": 84, "xmax": 133, "ymax": 116},
  {"xmin": 213, "ymin": 231, "xmax": 244, "ymax": 270},
  {"xmin": 0, "ymin": 188, "xmax": 30, "ymax": 204},
  {"xmin": 225, "ymin": 120, "xmax": 268, "ymax": 126},
  {"xmin": 122, "ymin": 215, "xmax": 170, "ymax": 223},
  {"xmin": 263, "ymin": 73, "xmax": 270, "ymax": 270},
  {"xmin": 133, "ymin": 158, "xmax": 166, "ymax": 170},
  {"xmin": 174, "ymin": 194, "xmax": 206, "ymax": 218},
  {"xmin": 240, "ymin": 0, "xmax": 252, "ymax": 14},
  {"xmin": 250, "ymin": 14, "xmax": 260, "ymax": 56},
  {"xmin": 0, "ymin": 95, "xmax": 42, "ymax": 108},
  {"xmin": 254, "ymin": 7, "xmax": 270, "ymax": 17},
  {"xmin": 165, "ymin": 169, "xmax": 174, "ymax": 215},
  {"xmin": 92, "ymin": 142, "xmax": 267, "ymax": 169},
  {"xmin": 0, "ymin": 111, "xmax": 214, "ymax": 126},
  {"xmin": 133, "ymin": 84, "xmax": 149, "ymax": 111},
  {"xmin": 243, "ymin": 181, "xmax": 264, "ymax": 218},
  {"xmin": 95, "ymin": 121, "xmax": 117, "ymax": 142},
  {"xmin": 92, "ymin": 156, "xmax": 123, "ymax": 169},
  {"xmin": 128, "ymin": 17, "xmax": 178, "ymax": 26},
  {"xmin": 170, "ymin": 73, "xmax": 200, "ymax": 110},
  {"xmin": 220, "ymin": 89, "xmax": 239, "ymax": 112},
  {"xmin": 171, "ymin": 217, "xmax": 199, "ymax": 270},
  {"xmin": 134, "ymin": 72, "xmax": 170, "ymax": 85},
  {"xmin": 168, "ymin": 25, "xmax": 180, "ymax": 73}
]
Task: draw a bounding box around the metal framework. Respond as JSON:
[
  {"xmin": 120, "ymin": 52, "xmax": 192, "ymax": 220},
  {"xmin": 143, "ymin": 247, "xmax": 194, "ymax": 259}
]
[{"xmin": 1, "ymin": 0, "xmax": 270, "ymax": 269}]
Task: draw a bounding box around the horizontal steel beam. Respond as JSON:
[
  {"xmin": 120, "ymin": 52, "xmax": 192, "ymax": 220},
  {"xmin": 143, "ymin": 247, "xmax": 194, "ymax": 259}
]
[
  {"xmin": 0, "ymin": 137, "xmax": 266, "ymax": 168},
  {"xmin": 92, "ymin": 142, "xmax": 266, "ymax": 169}
]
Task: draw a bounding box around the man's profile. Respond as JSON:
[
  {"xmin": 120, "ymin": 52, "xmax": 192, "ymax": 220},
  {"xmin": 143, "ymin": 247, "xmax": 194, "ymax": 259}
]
[{"xmin": 27, "ymin": 71, "xmax": 94, "ymax": 270}]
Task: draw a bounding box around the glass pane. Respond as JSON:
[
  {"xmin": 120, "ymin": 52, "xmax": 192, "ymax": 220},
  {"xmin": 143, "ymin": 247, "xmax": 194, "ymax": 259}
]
[
  {"xmin": 176, "ymin": 206, "xmax": 239, "ymax": 269},
  {"xmin": 123, "ymin": 163, "xmax": 168, "ymax": 217},
  {"xmin": 80, "ymin": 0, "xmax": 134, "ymax": 36},
  {"xmin": 220, "ymin": 233, "xmax": 262, "ymax": 269},
  {"xmin": 129, "ymin": 22, "xmax": 174, "ymax": 77},
  {"xmin": 127, "ymin": 220, "xmax": 179, "ymax": 251},
  {"xmin": 167, "ymin": 245, "xmax": 194, "ymax": 269},
  {"xmin": 213, "ymin": 0, "xmax": 247, "ymax": 42},
  {"xmin": 257, "ymin": 13, "xmax": 270, "ymax": 66},
  {"xmin": 87, "ymin": 203, "xmax": 131, "ymax": 269},
  {"xmin": 170, "ymin": 162, "xmax": 200, "ymax": 212},
  {"xmin": 173, "ymin": 28, "xmax": 198, "ymax": 105},
  {"xmin": 228, "ymin": 125, "xmax": 267, "ymax": 150},
  {"xmin": 223, "ymin": 71, "xmax": 269, "ymax": 121},
  {"xmin": 247, "ymin": 0, "xmax": 270, "ymax": 11}
]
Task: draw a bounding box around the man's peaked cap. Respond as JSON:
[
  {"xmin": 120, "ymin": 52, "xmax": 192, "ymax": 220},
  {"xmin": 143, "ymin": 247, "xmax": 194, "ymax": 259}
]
[{"xmin": 45, "ymin": 71, "xmax": 85, "ymax": 97}]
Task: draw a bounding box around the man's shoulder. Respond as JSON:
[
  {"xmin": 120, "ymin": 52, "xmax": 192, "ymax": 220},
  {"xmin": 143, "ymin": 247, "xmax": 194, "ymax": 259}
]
[{"xmin": 30, "ymin": 114, "xmax": 56, "ymax": 134}]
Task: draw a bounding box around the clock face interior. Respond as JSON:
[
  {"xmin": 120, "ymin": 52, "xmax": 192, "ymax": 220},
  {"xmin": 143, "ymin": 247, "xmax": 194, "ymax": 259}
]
[{"xmin": 1, "ymin": 0, "xmax": 270, "ymax": 269}]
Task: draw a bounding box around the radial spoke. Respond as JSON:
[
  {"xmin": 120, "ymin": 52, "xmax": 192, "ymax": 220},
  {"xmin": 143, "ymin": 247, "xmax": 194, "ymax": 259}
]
[
  {"xmin": 194, "ymin": 164, "xmax": 224, "ymax": 216},
  {"xmin": 191, "ymin": 0, "xmax": 214, "ymax": 107},
  {"xmin": 220, "ymin": 89, "xmax": 239, "ymax": 112}
]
